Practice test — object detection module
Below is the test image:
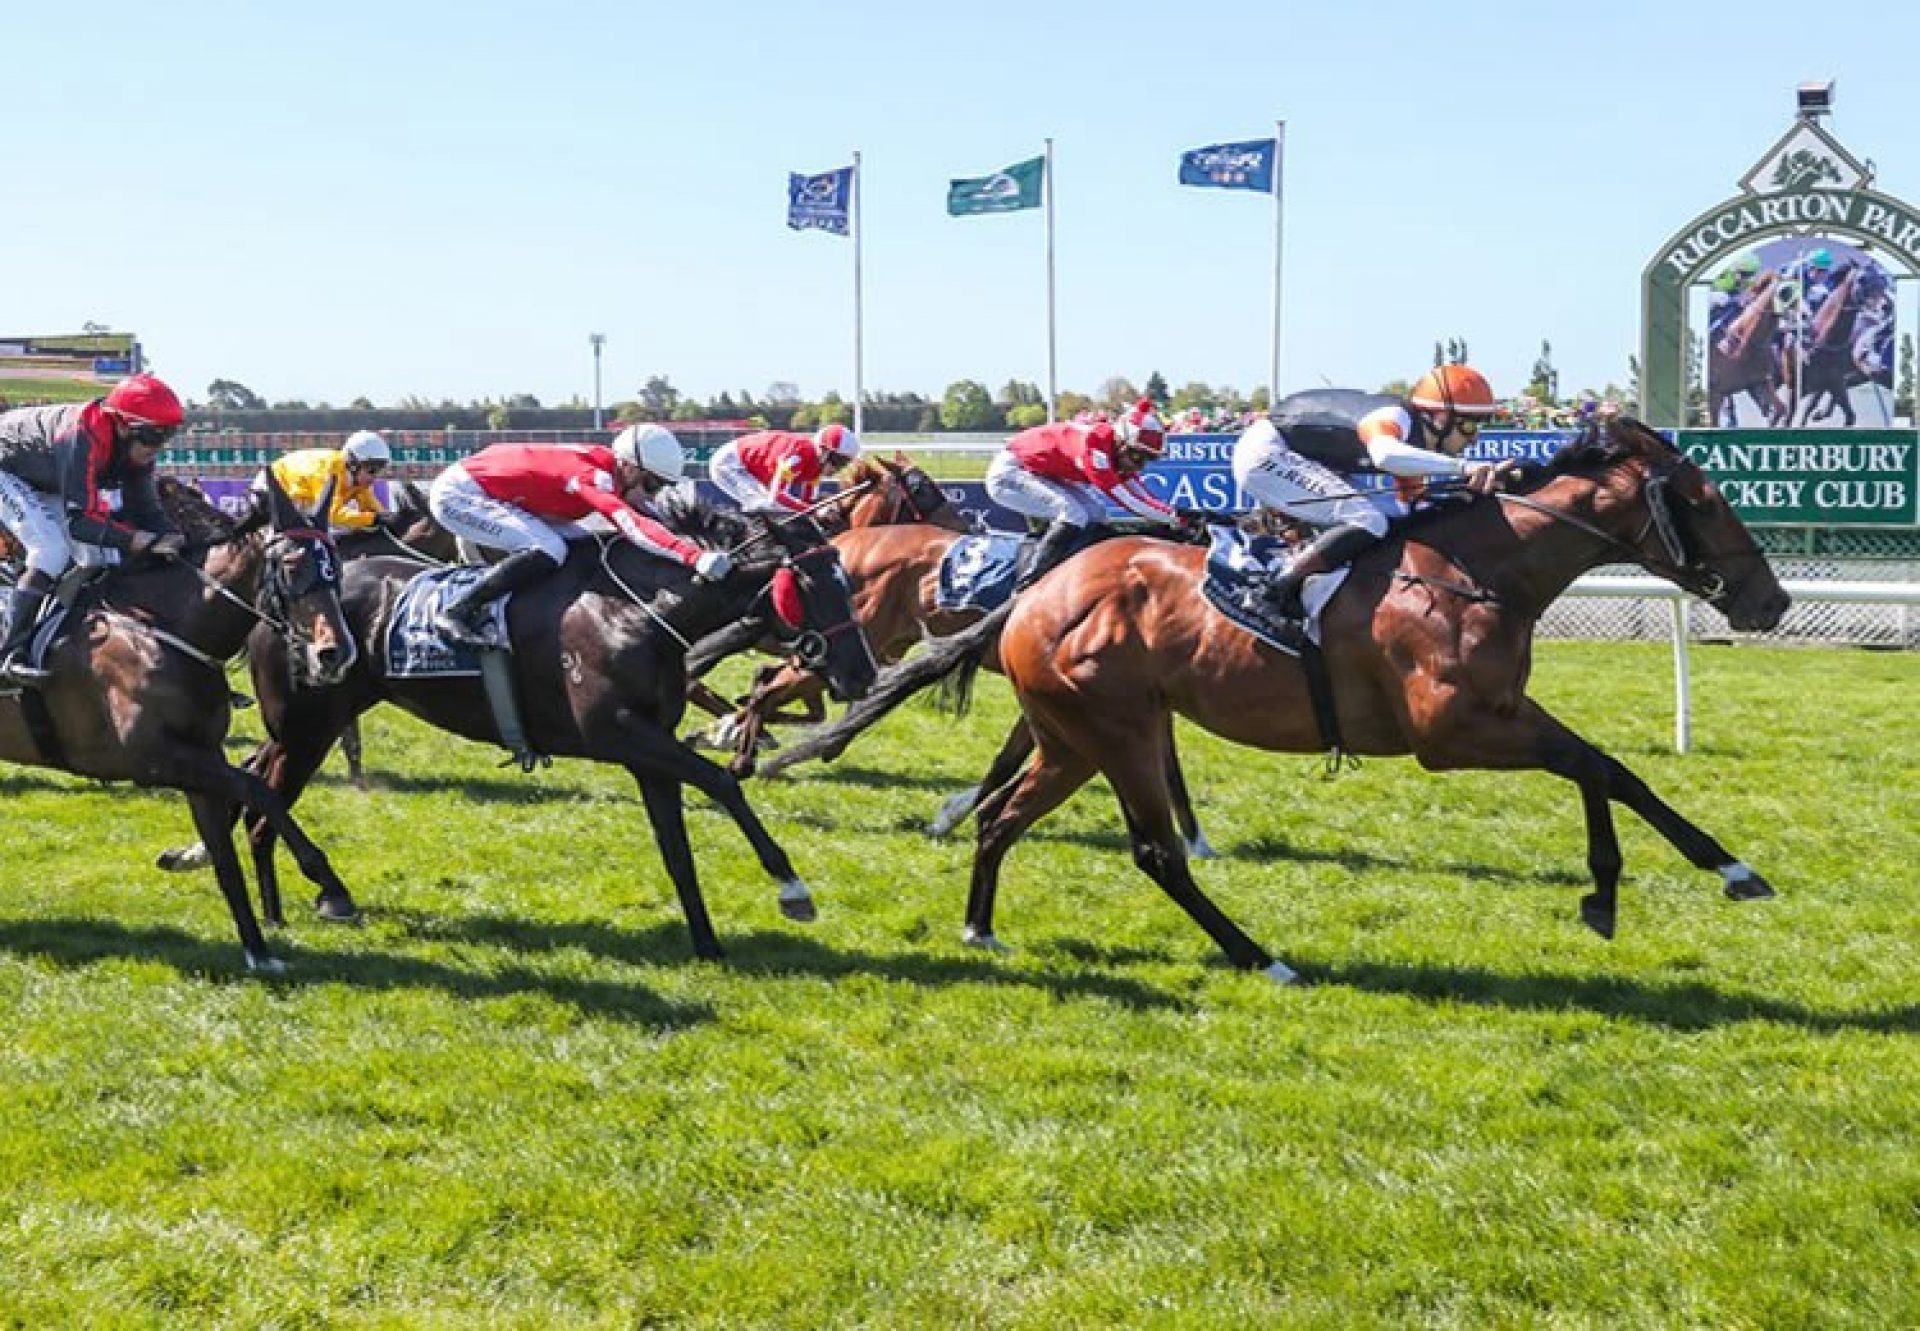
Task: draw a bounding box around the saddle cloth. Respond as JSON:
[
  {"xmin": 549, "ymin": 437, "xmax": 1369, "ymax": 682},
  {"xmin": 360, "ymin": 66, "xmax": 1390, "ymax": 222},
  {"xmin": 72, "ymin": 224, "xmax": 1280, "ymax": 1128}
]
[
  {"xmin": 385, "ymin": 566, "xmax": 513, "ymax": 679},
  {"xmin": 1200, "ymin": 527, "xmax": 1348, "ymax": 657},
  {"xmin": 935, "ymin": 533, "xmax": 1024, "ymax": 613}
]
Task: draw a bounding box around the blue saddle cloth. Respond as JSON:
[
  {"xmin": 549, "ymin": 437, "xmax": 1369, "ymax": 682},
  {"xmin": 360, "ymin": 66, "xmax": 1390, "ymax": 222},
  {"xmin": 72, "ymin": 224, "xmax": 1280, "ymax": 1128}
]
[
  {"xmin": 1200, "ymin": 527, "xmax": 1345, "ymax": 656},
  {"xmin": 935, "ymin": 533, "xmax": 1024, "ymax": 613},
  {"xmin": 385, "ymin": 566, "xmax": 512, "ymax": 678}
]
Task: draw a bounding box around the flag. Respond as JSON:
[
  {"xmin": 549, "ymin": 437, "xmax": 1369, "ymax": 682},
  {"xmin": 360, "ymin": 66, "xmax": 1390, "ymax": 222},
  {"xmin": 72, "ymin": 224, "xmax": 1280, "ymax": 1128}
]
[
  {"xmin": 1178, "ymin": 138, "xmax": 1278, "ymax": 193},
  {"xmin": 947, "ymin": 155, "xmax": 1045, "ymax": 216},
  {"xmin": 788, "ymin": 165, "xmax": 854, "ymax": 235}
]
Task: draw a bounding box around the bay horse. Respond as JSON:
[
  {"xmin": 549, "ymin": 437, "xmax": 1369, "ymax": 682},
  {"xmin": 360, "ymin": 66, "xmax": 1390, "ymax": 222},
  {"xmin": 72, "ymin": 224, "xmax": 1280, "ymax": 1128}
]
[
  {"xmin": 1794, "ymin": 264, "xmax": 1863, "ymax": 426},
  {"xmin": 1709, "ymin": 270, "xmax": 1787, "ymax": 427},
  {"xmin": 0, "ymin": 475, "xmax": 357, "ymax": 972},
  {"xmin": 206, "ymin": 492, "xmax": 879, "ymax": 960},
  {"xmin": 962, "ymin": 417, "xmax": 1789, "ymax": 982}
]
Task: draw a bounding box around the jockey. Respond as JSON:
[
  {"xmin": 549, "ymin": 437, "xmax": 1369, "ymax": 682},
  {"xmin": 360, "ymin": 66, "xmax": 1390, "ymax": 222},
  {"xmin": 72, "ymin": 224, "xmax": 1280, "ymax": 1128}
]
[
  {"xmin": 0, "ymin": 373, "xmax": 188, "ymax": 685},
  {"xmin": 426, "ymin": 423, "xmax": 731, "ymax": 647},
  {"xmin": 251, "ymin": 431, "xmax": 393, "ymax": 533},
  {"xmin": 708, "ymin": 423, "xmax": 860, "ymax": 513},
  {"xmin": 1231, "ymin": 364, "xmax": 1515, "ymax": 623},
  {"xmin": 985, "ymin": 399, "xmax": 1184, "ymax": 590},
  {"xmin": 1708, "ymin": 254, "xmax": 1762, "ymax": 341}
]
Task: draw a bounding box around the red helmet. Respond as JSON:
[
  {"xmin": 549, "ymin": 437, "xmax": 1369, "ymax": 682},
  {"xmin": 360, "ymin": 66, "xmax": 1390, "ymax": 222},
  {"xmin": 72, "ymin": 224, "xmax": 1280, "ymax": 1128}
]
[
  {"xmin": 1113, "ymin": 399, "xmax": 1166, "ymax": 455},
  {"xmin": 104, "ymin": 374, "xmax": 185, "ymax": 430}
]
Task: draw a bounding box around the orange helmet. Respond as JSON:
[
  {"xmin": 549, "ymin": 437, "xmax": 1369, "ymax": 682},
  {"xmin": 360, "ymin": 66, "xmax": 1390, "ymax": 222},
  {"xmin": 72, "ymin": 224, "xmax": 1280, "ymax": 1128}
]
[{"xmin": 1409, "ymin": 365, "xmax": 1497, "ymax": 417}]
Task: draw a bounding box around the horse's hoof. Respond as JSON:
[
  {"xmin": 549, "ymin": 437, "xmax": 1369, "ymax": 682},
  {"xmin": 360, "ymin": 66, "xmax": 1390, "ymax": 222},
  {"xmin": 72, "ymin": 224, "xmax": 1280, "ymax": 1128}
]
[
  {"xmin": 1261, "ymin": 960, "xmax": 1299, "ymax": 985},
  {"xmin": 314, "ymin": 895, "xmax": 363, "ymax": 924},
  {"xmin": 962, "ymin": 927, "xmax": 1014, "ymax": 954},
  {"xmin": 777, "ymin": 881, "xmax": 817, "ymax": 923},
  {"xmin": 1186, "ymin": 833, "xmax": 1222, "ymax": 861},
  {"xmin": 245, "ymin": 953, "xmax": 289, "ymax": 977},
  {"xmin": 1579, "ymin": 894, "xmax": 1617, "ymax": 940},
  {"xmin": 1724, "ymin": 873, "xmax": 1775, "ymax": 901},
  {"xmin": 926, "ymin": 787, "xmax": 980, "ymax": 839},
  {"xmin": 156, "ymin": 842, "xmax": 211, "ymax": 873}
]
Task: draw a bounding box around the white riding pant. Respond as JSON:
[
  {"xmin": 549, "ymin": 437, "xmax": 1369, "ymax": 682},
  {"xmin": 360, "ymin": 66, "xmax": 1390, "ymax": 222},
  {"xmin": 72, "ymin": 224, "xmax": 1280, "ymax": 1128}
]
[
  {"xmin": 428, "ymin": 465, "xmax": 569, "ymax": 563},
  {"xmin": 1231, "ymin": 420, "xmax": 1396, "ymax": 538},
  {"xmin": 707, "ymin": 442, "xmax": 783, "ymax": 512},
  {"xmin": 984, "ymin": 450, "xmax": 1108, "ymax": 527},
  {"xmin": 0, "ymin": 470, "xmax": 119, "ymax": 575}
]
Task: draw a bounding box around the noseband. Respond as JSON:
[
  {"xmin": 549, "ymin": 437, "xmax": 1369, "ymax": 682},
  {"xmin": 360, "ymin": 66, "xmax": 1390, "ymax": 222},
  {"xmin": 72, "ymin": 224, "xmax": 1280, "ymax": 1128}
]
[
  {"xmin": 255, "ymin": 526, "xmax": 344, "ymax": 683},
  {"xmin": 773, "ymin": 543, "xmax": 862, "ymax": 669}
]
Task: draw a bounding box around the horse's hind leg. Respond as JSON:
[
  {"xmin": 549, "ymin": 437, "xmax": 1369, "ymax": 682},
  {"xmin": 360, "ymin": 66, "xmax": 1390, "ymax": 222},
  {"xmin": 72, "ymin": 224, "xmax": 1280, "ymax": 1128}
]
[
  {"xmin": 185, "ymin": 790, "xmax": 281, "ymax": 974},
  {"xmin": 339, "ymin": 718, "xmax": 366, "ymax": 789},
  {"xmin": 965, "ymin": 724, "xmax": 1095, "ymax": 953},
  {"xmin": 1164, "ymin": 719, "xmax": 1216, "ymax": 860}
]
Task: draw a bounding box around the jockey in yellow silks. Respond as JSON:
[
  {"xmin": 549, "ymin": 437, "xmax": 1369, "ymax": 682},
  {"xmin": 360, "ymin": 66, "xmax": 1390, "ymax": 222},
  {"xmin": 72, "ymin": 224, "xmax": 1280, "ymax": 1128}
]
[{"xmin": 252, "ymin": 431, "xmax": 392, "ymax": 532}]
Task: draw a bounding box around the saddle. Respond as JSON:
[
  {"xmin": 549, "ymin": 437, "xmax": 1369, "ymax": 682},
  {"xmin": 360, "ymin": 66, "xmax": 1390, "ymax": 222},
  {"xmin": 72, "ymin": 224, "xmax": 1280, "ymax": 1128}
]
[{"xmin": 384, "ymin": 566, "xmax": 547, "ymax": 772}]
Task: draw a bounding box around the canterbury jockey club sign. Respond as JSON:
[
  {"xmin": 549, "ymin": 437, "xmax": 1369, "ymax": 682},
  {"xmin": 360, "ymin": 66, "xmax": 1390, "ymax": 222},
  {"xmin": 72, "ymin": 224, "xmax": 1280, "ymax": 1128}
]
[{"xmin": 1659, "ymin": 189, "xmax": 1920, "ymax": 278}]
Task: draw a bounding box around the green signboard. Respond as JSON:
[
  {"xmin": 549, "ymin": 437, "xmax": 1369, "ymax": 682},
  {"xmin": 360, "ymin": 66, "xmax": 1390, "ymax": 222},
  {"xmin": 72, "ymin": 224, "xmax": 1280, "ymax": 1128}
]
[{"xmin": 1680, "ymin": 429, "xmax": 1918, "ymax": 526}]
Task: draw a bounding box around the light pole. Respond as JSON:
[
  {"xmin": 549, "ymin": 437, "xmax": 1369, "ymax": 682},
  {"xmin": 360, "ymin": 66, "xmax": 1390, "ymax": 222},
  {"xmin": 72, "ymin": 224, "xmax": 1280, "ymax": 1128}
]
[{"xmin": 589, "ymin": 333, "xmax": 606, "ymax": 429}]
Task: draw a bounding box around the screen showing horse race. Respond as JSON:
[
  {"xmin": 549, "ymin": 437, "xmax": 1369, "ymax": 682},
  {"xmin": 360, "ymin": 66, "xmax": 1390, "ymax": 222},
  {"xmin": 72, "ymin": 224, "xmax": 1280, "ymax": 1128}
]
[{"xmin": 1705, "ymin": 237, "xmax": 1898, "ymax": 429}]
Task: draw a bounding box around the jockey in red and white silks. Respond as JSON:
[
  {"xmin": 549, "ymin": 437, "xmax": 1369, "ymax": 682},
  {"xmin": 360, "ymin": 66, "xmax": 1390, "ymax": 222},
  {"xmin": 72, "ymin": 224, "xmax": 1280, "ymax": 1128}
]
[
  {"xmin": 985, "ymin": 403, "xmax": 1177, "ymax": 528},
  {"xmin": 708, "ymin": 423, "xmax": 860, "ymax": 513}
]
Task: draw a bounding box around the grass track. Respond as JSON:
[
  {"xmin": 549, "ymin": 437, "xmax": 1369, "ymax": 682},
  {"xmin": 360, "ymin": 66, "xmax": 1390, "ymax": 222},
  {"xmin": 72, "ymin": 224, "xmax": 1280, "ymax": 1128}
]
[{"xmin": 1, "ymin": 642, "xmax": 1915, "ymax": 1326}]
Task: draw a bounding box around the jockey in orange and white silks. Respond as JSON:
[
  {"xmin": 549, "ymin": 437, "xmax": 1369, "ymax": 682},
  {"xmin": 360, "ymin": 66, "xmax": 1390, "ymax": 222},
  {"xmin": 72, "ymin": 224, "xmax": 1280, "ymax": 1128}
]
[
  {"xmin": 0, "ymin": 374, "xmax": 189, "ymax": 685},
  {"xmin": 1231, "ymin": 365, "xmax": 1515, "ymax": 621},
  {"xmin": 708, "ymin": 423, "xmax": 860, "ymax": 513},
  {"xmin": 986, "ymin": 400, "xmax": 1184, "ymax": 590}
]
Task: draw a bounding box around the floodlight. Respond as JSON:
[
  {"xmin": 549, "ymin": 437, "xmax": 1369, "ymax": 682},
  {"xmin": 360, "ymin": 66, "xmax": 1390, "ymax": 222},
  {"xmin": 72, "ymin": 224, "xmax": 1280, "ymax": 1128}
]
[{"xmin": 1796, "ymin": 80, "xmax": 1834, "ymax": 118}]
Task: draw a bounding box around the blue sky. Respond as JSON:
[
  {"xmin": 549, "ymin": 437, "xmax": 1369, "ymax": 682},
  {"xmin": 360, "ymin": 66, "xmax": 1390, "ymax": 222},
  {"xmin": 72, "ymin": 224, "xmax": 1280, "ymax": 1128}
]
[{"xmin": 10, "ymin": 1, "xmax": 1918, "ymax": 411}]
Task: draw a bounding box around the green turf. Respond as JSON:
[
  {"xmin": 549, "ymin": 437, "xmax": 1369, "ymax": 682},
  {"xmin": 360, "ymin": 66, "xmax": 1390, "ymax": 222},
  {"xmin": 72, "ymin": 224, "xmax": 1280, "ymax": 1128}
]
[{"xmin": 0, "ymin": 642, "xmax": 1914, "ymax": 1326}]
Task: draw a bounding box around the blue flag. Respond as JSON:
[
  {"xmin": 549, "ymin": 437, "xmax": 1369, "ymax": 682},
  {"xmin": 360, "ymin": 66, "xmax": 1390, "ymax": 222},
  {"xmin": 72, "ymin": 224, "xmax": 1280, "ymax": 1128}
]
[
  {"xmin": 788, "ymin": 166, "xmax": 854, "ymax": 235},
  {"xmin": 1178, "ymin": 138, "xmax": 1278, "ymax": 193}
]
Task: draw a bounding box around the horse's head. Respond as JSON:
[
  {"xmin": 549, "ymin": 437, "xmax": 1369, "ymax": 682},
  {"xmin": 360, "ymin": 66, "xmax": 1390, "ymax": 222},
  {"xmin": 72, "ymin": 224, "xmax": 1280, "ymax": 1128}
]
[
  {"xmin": 742, "ymin": 509, "xmax": 878, "ymax": 702},
  {"xmin": 257, "ymin": 472, "xmax": 358, "ymax": 685},
  {"xmin": 1556, "ymin": 419, "xmax": 1790, "ymax": 631},
  {"xmin": 822, "ymin": 454, "xmax": 967, "ymax": 532}
]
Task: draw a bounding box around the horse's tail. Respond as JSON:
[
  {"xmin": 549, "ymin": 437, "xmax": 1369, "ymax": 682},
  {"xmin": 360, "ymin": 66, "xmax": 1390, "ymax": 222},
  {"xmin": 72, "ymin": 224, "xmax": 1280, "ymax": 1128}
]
[{"xmin": 758, "ymin": 601, "xmax": 1012, "ymax": 776}]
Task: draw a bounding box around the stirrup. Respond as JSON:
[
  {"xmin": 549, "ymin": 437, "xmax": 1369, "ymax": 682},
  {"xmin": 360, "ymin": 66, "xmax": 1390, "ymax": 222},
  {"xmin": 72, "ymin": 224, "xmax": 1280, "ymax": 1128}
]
[
  {"xmin": 0, "ymin": 655, "xmax": 50, "ymax": 686},
  {"xmin": 433, "ymin": 612, "xmax": 488, "ymax": 647}
]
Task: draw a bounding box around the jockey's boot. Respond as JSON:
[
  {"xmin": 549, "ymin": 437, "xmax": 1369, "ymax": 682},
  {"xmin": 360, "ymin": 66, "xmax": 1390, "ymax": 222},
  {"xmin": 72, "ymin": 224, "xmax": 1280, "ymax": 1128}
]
[
  {"xmin": 433, "ymin": 550, "xmax": 557, "ymax": 648},
  {"xmin": 0, "ymin": 573, "xmax": 55, "ymax": 686},
  {"xmin": 1261, "ymin": 523, "xmax": 1378, "ymax": 622},
  {"xmin": 1015, "ymin": 520, "xmax": 1084, "ymax": 593}
]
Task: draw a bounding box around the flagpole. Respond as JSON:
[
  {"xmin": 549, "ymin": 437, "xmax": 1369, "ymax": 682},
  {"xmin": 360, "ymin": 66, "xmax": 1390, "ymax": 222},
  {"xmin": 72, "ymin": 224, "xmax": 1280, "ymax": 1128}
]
[
  {"xmin": 852, "ymin": 150, "xmax": 865, "ymax": 435},
  {"xmin": 1044, "ymin": 137, "xmax": 1058, "ymax": 423},
  {"xmin": 1270, "ymin": 120, "xmax": 1286, "ymax": 405}
]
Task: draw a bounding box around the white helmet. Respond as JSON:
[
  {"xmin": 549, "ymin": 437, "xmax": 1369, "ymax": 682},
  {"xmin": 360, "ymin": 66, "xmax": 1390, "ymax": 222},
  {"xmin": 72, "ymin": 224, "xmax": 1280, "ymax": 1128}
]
[
  {"xmin": 815, "ymin": 422, "xmax": 860, "ymax": 461},
  {"xmin": 342, "ymin": 430, "xmax": 392, "ymax": 466},
  {"xmin": 612, "ymin": 422, "xmax": 686, "ymax": 483}
]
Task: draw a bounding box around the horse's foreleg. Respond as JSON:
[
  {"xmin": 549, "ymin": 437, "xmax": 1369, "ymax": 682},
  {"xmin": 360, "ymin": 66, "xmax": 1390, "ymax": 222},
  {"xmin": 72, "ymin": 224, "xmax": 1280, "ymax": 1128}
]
[
  {"xmin": 184, "ymin": 790, "xmax": 281, "ymax": 974},
  {"xmin": 931, "ymin": 716, "xmax": 1035, "ymax": 839},
  {"xmin": 241, "ymin": 727, "xmax": 361, "ymax": 925},
  {"xmin": 339, "ymin": 717, "xmax": 366, "ymax": 789},
  {"xmin": 603, "ymin": 709, "xmax": 816, "ymax": 925},
  {"xmin": 684, "ymin": 678, "xmax": 737, "ymax": 723},
  {"xmin": 726, "ymin": 662, "xmax": 814, "ymax": 778}
]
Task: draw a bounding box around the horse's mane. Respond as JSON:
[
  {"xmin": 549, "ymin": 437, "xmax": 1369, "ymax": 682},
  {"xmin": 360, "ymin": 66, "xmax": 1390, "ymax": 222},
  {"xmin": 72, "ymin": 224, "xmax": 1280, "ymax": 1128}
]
[
  {"xmin": 839, "ymin": 456, "xmax": 898, "ymax": 490},
  {"xmin": 652, "ymin": 486, "xmax": 826, "ymax": 561},
  {"xmin": 1539, "ymin": 416, "xmax": 1672, "ymax": 479},
  {"xmin": 158, "ymin": 475, "xmax": 253, "ymax": 545}
]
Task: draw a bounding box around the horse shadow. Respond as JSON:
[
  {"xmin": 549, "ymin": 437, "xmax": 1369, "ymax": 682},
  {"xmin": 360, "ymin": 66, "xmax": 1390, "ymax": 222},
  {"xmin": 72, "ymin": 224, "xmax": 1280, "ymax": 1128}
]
[
  {"xmin": 1228, "ymin": 834, "xmax": 1589, "ymax": 886},
  {"xmin": 1307, "ymin": 956, "xmax": 1919, "ymax": 1034},
  {"xmin": 401, "ymin": 911, "xmax": 1186, "ymax": 1012},
  {"xmin": 0, "ymin": 916, "xmax": 711, "ymax": 1030}
]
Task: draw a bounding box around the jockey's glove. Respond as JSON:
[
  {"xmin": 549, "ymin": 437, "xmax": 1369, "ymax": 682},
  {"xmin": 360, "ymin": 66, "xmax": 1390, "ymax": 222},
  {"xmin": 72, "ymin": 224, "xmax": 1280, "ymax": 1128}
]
[{"xmin": 694, "ymin": 550, "xmax": 734, "ymax": 582}]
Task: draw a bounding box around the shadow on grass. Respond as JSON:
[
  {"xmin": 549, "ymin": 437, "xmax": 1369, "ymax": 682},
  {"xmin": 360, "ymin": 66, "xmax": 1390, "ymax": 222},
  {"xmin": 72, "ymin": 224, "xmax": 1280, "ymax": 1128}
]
[
  {"xmin": 0, "ymin": 917, "xmax": 711, "ymax": 1030},
  {"xmin": 1231, "ymin": 834, "xmax": 1589, "ymax": 887},
  {"xmin": 400, "ymin": 911, "xmax": 1184, "ymax": 1012},
  {"xmin": 762, "ymin": 761, "xmax": 977, "ymax": 794},
  {"xmin": 303, "ymin": 769, "xmax": 616, "ymax": 804},
  {"xmin": 1310, "ymin": 956, "xmax": 1920, "ymax": 1035}
]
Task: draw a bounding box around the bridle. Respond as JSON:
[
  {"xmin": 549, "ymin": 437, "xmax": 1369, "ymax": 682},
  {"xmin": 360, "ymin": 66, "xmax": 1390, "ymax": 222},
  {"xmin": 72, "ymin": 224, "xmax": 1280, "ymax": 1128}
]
[{"xmin": 760, "ymin": 541, "xmax": 863, "ymax": 671}]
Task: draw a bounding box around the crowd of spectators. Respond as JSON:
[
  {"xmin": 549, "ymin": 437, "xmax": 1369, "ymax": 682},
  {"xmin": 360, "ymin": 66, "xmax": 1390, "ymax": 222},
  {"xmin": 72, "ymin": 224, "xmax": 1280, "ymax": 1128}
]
[{"xmin": 1489, "ymin": 394, "xmax": 1624, "ymax": 430}]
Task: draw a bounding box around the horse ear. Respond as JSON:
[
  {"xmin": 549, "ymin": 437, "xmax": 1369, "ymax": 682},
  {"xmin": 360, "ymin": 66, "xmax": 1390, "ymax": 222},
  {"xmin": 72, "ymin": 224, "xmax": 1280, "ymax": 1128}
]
[
  {"xmin": 309, "ymin": 475, "xmax": 338, "ymax": 529},
  {"xmin": 264, "ymin": 468, "xmax": 302, "ymax": 532}
]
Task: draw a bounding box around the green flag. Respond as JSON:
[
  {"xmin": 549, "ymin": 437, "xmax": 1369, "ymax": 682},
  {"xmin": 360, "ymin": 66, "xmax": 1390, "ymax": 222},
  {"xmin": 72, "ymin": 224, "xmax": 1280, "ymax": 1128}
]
[{"xmin": 947, "ymin": 155, "xmax": 1045, "ymax": 216}]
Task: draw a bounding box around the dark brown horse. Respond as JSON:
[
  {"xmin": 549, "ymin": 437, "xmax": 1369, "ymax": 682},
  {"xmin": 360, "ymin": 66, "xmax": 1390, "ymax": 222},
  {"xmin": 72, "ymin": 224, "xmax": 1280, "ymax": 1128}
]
[
  {"xmin": 1, "ymin": 475, "xmax": 356, "ymax": 972},
  {"xmin": 204, "ymin": 492, "xmax": 879, "ymax": 960},
  {"xmin": 961, "ymin": 417, "xmax": 1789, "ymax": 981},
  {"xmin": 1709, "ymin": 270, "xmax": 1787, "ymax": 427}
]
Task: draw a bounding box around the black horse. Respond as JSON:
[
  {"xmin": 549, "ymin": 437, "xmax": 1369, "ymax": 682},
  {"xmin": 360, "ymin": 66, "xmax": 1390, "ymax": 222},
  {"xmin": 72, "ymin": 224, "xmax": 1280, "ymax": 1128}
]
[
  {"xmin": 190, "ymin": 491, "xmax": 879, "ymax": 959},
  {"xmin": 0, "ymin": 475, "xmax": 356, "ymax": 972}
]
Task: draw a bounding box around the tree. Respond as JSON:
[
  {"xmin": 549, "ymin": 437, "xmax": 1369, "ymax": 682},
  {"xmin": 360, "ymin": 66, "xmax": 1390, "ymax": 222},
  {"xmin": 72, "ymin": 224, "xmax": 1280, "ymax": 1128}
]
[
  {"xmin": 670, "ymin": 398, "xmax": 706, "ymax": 421},
  {"xmin": 1444, "ymin": 337, "xmax": 1471, "ymax": 366},
  {"xmin": 1143, "ymin": 371, "xmax": 1169, "ymax": 408},
  {"xmin": 1095, "ymin": 377, "xmax": 1140, "ymax": 411},
  {"xmin": 1378, "ymin": 378, "xmax": 1415, "ymax": 398},
  {"xmin": 348, "ymin": 396, "xmax": 375, "ymax": 410},
  {"xmin": 1626, "ymin": 356, "xmax": 1642, "ymax": 416},
  {"xmin": 1168, "ymin": 380, "xmax": 1214, "ymax": 413},
  {"xmin": 939, "ymin": 380, "xmax": 998, "ymax": 431},
  {"xmin": 506, "ymin": 392, "xmax": 542, "ymax": 410},
  {"xmin": 1897, "ymin": 334, "xmax": 1916, "ymax": 421},
  {"xmin": 1525, "ymin": 340, "xmax": 1559, "ymax": 405},
  {"xmin": 486, "ymin": 404, "xmax": 512, "ymax": 430},
  {"xmin": 1684, "ymin": 329, "xmax": 1706, "ymax": 426},
  {"xmin": 996, "ymin": 379, "xmax": 1043, "ymax": 408},
  {"xmin": 271, "ymin": 399, "xmax": 310, "ymax": 411},
  {"xmin": 633, "ymin": 375, "xmax": 680, "ymax": 420},
  {"xmin": 1005, "ymin": 402, "xmax": 1049, "ymax": 429},
  {"xmin": 1055, "ymin": 390, "xmax": 1095, "ymax": 420},
  {"xmin": 1247, "ymin": 386, "xmax": 1271, "ymax": 413},
  {"xmin": 816, "ymin": 392, "xmax": 853, "ymax": 427},
  {"xmin": 763, "ymin": 381, "xmax": 802, "ymax": 408},
  {"xmin": 206, "ymin": 379, "xmax": 265, "ymax": 411}
]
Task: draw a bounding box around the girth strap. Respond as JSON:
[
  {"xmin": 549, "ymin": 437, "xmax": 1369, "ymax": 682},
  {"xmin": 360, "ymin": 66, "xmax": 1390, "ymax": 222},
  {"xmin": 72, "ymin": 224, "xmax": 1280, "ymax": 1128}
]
[{"xmin": 478, "ymin": 648, "xmax": 549, "ymax": 773}]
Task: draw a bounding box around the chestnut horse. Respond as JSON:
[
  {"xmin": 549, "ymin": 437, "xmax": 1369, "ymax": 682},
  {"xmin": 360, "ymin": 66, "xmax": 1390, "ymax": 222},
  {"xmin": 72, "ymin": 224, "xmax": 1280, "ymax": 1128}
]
[
  {"xmin": 965, "ymin": 418, "xmax": 1790, "ymax": 981},
  {"xmin": 0, "ymin": 476, "xmax": 356, "ymax": 972}
]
